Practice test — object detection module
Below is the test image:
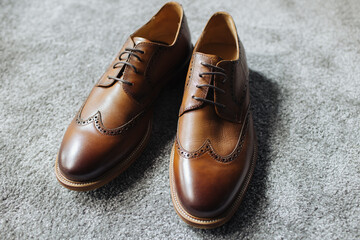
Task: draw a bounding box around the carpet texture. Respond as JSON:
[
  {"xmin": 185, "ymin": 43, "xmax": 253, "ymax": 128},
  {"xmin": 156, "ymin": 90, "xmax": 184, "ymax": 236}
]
[{"xmin": 1, "ymin": 0, "xmax": 359, "ymax": 239}]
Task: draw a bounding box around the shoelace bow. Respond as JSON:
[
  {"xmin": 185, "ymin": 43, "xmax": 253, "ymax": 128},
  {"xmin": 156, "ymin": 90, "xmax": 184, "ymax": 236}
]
[
  {"xmin": 192, "ymin": 62, "xmax": 227, "ymax": 108},
  {"xmin": 107, "ymin": 48, "xmax": 144, "ymax": 86}
]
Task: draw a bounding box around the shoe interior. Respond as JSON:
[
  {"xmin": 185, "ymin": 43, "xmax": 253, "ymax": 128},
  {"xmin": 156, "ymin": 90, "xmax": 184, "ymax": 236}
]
[
  {"xmin": 196, "ymin": 12, "xmax": 239, "ymax": 60},
  {"xmin": 132, "ymin": 2, "xmax": 183, "ymax": 45}
]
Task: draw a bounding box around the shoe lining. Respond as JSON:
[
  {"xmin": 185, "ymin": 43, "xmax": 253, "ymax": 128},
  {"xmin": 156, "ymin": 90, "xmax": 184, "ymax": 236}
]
[
  {"xmin": 197, "ymin": 13, "xmax": 239, "ymax": 60},
  {"xmin": 132, "ymin": 2, "xmax": 182, "ymax": 45}
]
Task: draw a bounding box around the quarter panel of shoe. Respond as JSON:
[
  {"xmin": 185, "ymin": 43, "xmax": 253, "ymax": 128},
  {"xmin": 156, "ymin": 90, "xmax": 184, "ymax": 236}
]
[
  {"xmin": 124, "ymin": 37, "xmax": 191, "ymax": 104},
  {"xmin": 80, "ymin": 37, "xmax": 143, "ymax": 129},
  {"xmin": 214, "ymin": 60, "xmax": 249, "ymax": 123},
  {"xmin": 120, "ymin": 42, "xmax": 160, "ymax": 102}
]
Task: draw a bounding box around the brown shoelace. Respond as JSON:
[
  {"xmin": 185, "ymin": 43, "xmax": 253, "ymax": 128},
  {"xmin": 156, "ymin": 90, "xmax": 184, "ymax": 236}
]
[
  {"xmin": 192, "ymin": 62, "xmax": 227, "ymax": 108},
  {"xmin": 107, "ymin": 48, "xmax": 144, "ymax": 86}
]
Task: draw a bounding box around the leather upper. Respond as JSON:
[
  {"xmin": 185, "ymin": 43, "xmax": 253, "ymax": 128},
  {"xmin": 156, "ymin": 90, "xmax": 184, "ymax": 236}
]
[
  {"xmin": 172, "ymin": 12, "xmax": 256, "ymax": 218},
  {"xmin": 58, "ymin": 2, "xmax": 192, "ymax": 181}
]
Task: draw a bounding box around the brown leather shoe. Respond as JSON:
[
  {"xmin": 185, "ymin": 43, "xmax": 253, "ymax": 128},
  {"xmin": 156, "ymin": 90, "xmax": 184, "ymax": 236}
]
[
  {"xmin": 55, "ymin": 2, "xmax": 192, "ymax": 191},
  {"xmin": 170, "ymin": 12, "xmax": 257, "ymax": 228}
]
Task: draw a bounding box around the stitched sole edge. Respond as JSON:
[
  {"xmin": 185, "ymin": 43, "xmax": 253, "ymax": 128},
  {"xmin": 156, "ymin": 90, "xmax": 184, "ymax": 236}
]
[
  {"xmin": 169, "ymin": 138, "xmax": 258, "ymax": 229},
  {"xmin": 55, "ymin": 119, "xmax": 152, "ymax": 191}
]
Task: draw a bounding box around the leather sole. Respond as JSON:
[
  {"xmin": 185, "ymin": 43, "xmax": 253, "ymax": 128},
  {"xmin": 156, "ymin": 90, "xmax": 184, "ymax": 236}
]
[
  {"xmin": 55, "ymin": 119, "xmax": 152, "ymax": 191},
  {"xmin": 169, "ymin": 140, "xmax": 258, "ymax": 229}
]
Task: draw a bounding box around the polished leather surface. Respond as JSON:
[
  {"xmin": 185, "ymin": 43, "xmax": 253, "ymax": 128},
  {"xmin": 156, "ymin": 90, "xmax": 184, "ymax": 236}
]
[
  {"xmin": 172, "ymin": 12, "xmax": 256, "ymax": 218},
  {"xmin": 58, "ymin": 2, "xmax": 192, "ymax": 182}
]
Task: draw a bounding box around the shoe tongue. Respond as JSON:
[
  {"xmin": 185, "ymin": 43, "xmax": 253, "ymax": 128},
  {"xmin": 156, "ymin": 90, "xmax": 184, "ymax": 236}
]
[
  {"xmin": 195, "ymin": 52, "xmax": 223, "ymax": 65},
  {"xmin": 132, "ymin": 36, "xmax": 152, "ymax": 45}
]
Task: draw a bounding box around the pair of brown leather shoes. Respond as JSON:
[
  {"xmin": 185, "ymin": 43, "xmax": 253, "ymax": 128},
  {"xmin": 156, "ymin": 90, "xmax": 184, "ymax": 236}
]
[{"xmin": 55, "ymin": 2, "xmax": 257, "ymax": 228}]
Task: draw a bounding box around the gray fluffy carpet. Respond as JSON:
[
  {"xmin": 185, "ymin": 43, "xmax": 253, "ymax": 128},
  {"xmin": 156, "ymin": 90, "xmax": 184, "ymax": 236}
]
[{"xmin": 1, "ymin": 0, "xmax": 359, "ymax": 239}]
